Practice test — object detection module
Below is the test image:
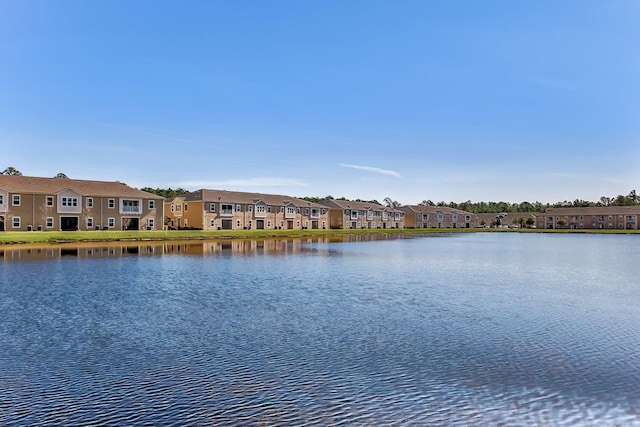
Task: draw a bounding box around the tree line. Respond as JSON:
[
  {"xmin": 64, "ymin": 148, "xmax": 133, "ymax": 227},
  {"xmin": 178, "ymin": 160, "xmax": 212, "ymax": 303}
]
[
  {"xmin": 299, "ymin": 192, "xmax": 640, "ymax": 213},
  {"xmin": 2, "ymin": 166, "xmax": 638, "ymax": 213}
]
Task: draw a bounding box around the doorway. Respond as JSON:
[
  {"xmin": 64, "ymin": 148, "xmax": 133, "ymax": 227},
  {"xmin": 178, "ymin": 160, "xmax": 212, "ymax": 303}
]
[
  {"xmin": 122, "ymin": 217, "xmax": 139, "ymax": 231},
  {"xmin": 60, "ymin": 216, "xmax": 79, "ymax": 231}
]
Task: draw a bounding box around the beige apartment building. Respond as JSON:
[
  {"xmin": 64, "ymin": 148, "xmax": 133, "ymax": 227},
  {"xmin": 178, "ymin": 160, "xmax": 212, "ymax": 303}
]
[
  {"xmin": 0, "ymin": 175, "xmax": 164, "ymax": 232},
  {"xmin": 320, "ymin": 199, "xmax": 405, "ymax": 229},
  {"xmin": 537, "ymin": 206, "xmax": 640, "ymax": 230},
  {"xmin": 165, "ymin": 189, "xmax": 330, "ymax": 230},
  {"xmin": 400, "ymin": 205, "xmax": 478, "ymax": 228}
]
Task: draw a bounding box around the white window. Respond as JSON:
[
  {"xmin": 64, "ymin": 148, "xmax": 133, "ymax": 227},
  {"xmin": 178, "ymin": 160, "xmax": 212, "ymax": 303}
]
[
  {"xmin": 296, "ymin": 221, "xmax": 300, "ymax": 227},
  {"xmin": 237, "ymin": 220, "xmax": 241, "ymax": 227},
  {"xmin": 108, "ymin": 217, "xmax": 115, "ymax": 228},
  {"xmin": 267, "ymin": 220, "xmax": 272, "ymax": 228},
  {"xmin": 236, "ymin": 204, "xmax": 242, "ymax": 212},
  {"xmin": 12, "ymin": 216, "xmax": 20, "ymax": 228},
  {"xmin": 248, "ymin": 205, "xmax": 253, "ymax": 212},
  {"xmin": 287, "ymin": 207, "xmax": 296, "ymax": 215},
  {"xmin": 306, "ymin": 208, "xmax": 310, "ymax": 215},
  {"xmin": 12, "ymin": 195, "xmax": 20, "ymax": 206},
  {"xmin": 108, "ymin": 199, "xmax": 115, "ymax": 208},
  {"xmin": 280, "ymin": 207, "xmax": 284, "ymax": 213},
  {"xmin": 322, "ymin": 221, "xmax": 326, "ymax": 228},
  {"xmin": 267, "ymin": 206, "xmax": 272, "ymax": 213},
  {"xmin": 0, "ymin": 194, "xmax": 3, "ymax": 205},
  {"xmin": 176, "ymin": 204, "xmax": 181, "ymax": 211},
  {"xmin": 87, "ymin": 217, "xmax": 93, "ymax": 228},
  {"xmin": 322, "ymin": 209, "xmax": 326, "ymax": 215},
  {"xmin": 210, "ymin": 203, "xmax": 216, "ymax": 212},
  {"xmin": 148, "ymin": 218, "xmax": 154, "ymax": 229},
  {"xmin": 210, "ymin": 219, "xmax": 215, "ymax": 227},
  {"xmin": 184, "ymin": 204, "xmax": 188, "ymax": 211},
  {"xmin": 46, "ymin": 196, "xmax": 54, "ymax": 207},
  {"xmin": 46, "ymin": 217, "xmax": 53, "ymax": 228},
  {"xmin": 86, "ymin": 198, "xmax": 93, "ymax": 208},
  {"xmin": 148, "ymin": 200, "xmax": 155, "ymax": 209},
  {"xmin": 61, "ymin": 197, "xmax": 78, "ymax": 207},
  {"xmin": 256, "ymin": 205, "xmax": 265, "ymax": 213}
]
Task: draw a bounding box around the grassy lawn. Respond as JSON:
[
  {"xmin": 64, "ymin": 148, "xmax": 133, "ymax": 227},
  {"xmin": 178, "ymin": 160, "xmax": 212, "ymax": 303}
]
[{"xmin": 1, "ymin": 227, "xmax": 638, "ymax": 245}]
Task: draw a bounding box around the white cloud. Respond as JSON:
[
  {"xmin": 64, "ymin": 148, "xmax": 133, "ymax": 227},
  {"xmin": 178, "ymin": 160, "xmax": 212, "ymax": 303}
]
[
  {"xmin": 178, "ymin": 178, "xmax": 308, "ymax": 188},
  {"xmin": 606, "ymin": 177, "xmax": 627, "ymax": 185},
  {"xmin": 340, "ymin": 163, "xmax": 401, "ymax": 178},
  {"xmin": 546, "ymin": 172, "xmax": 583, "ymax": 179}
]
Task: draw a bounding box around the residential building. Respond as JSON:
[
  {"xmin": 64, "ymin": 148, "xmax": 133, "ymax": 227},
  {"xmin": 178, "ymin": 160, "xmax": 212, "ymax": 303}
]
[
  {"xmin": 164, "ymin": 189, "xmax": 330, "ymax": 230},
  {"xmin": 536, "ymin": 206, "xmax": 640, "ymax": 230},
  {"xmin": 400, "ymin": 205, "xmax": 477, "ymax": 228},
  {"xmin": 320, "ymin": 199, "xmax": 405, "ymax": 229},
  {"xmin": 0, "ymin": 175, "xmax": 164, "ymax": 232}
]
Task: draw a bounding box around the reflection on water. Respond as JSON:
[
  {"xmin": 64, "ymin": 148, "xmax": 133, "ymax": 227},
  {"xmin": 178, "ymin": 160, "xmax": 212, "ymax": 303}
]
[
  {"xmin": 1, "ymin": 233, "xmax": 639, "ymax": 426},
  {"xmin": 0, "ymin": 234, "xmax": 403, "ymax": 261}
]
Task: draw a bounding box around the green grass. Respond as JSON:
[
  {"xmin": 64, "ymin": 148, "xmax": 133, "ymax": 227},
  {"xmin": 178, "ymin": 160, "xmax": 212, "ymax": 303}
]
[{"xmin": 1, "ymin": 227, "xmax": 638, "ymax": 245}]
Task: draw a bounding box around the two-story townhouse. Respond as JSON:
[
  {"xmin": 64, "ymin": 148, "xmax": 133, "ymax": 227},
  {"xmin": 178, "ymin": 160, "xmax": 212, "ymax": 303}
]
[
  {"xmin": 0, "ymin": 175, "xmax": 164, "ymax": 232},
  {"xmin": 400, "ymin": 205, "xmax": 478, "ymax": 229},
  {"xmin": 536, "ymin": 206, "xmax": 640, "ymax": 230},
  {"xmin": 164, "ymin": 189, "xmax": 330, "ymax": 230},
  {"xmin": 320, "ymin": 199, "xmax": 405, "ymax": 229},
  {"xmin": 165, "ymin": 195, "xmax": 188, "ymax": 230}
]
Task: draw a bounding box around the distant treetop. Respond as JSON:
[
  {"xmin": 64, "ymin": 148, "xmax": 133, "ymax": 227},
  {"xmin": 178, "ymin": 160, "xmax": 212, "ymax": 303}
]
[{"xmin": 2, "ymin": 166, "xmax": 22, "ymax": 176}]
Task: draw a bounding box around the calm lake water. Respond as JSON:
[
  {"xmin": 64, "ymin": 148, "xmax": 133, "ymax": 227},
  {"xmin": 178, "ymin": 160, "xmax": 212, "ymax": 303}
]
[{"xmin": 1, "ymin": 233, "xmax": 639, "ymax": 426}]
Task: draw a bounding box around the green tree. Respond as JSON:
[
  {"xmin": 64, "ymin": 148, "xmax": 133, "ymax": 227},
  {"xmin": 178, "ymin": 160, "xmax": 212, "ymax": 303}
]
[
  {"xmin": 141, "ymin": 187, "xmax": 190, "ymax": 198},
  {"xmin": 383, "ymin": 197, "xmax": 401, "ymax": 208},
  {"xmin": 54, "ymin": 172, "xmax": 69, "ymax": 178},
  {"xmin": 2, "ymin": 167, "xmax": 22, "ymax": 175}
]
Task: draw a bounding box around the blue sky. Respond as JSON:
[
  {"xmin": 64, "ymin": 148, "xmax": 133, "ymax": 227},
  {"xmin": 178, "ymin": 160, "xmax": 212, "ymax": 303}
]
[{"xmin": 1, "ymin": 1, "xmax": 638, "ymax": 205}]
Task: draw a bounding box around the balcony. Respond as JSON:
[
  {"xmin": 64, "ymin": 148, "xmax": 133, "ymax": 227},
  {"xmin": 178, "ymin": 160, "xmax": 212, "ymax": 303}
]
[{"xmin": 121, "ymin": 206, "xmax": 141, "ymax": 214}]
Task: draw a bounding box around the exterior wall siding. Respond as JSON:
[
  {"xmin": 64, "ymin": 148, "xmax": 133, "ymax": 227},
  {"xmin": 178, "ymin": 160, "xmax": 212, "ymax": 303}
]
[
  {"xmin": 2, "ymin": 193, "xmax": 163, "ymax": 231},
  {"xmin": 537, "ymin": 209, "xmax": 639, "ymax": 230}
]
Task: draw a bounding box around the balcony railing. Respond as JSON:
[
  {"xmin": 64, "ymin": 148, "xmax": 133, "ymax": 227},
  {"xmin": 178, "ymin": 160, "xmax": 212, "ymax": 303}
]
[
  {"xmin": 121, "ymin": 206, "xmax": 141, "ymax": 214},
  {"xmin": 221, "ymin": 209, "xmax": 234, "ymax": 215}
]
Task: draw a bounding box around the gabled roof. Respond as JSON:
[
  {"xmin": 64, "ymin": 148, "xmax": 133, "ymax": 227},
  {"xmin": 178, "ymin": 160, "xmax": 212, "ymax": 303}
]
[
  {"xmin": 0, "ymin": 175, "xmax": 162, "ymax": 199},
  {"xmin": 400, "ymin": 205, "xmax": 476, "ymax": 216},
  {"xmin": 184, "ymin": 189, "xmax": 328, "ymax": 209},
  {"xmin": 543, "ymin": 206, "xmax": 640, "ymax": 215},
  {"xmin": 319, "ymin": 199, "xmax": 386, "ymax": 211}
]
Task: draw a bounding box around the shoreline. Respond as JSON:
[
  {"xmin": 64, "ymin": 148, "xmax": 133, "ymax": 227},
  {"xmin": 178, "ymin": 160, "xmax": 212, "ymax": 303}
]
[{"xmin": 1, "ymin": 227, "xmax": 639, "ymax": 246}]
